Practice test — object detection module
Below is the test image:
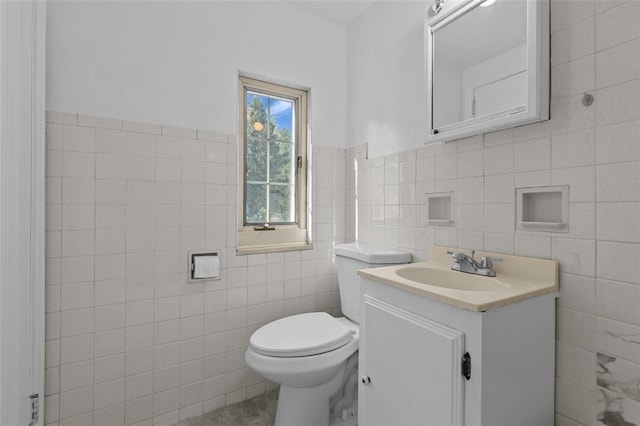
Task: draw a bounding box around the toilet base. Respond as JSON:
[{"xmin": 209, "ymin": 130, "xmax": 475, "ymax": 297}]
[
  {"xmin": 273, "ymin": 352, "xmax": 360, "ymax": 426},
  {"xmin": 274, "ymin": 362, "xmax": 346, "ymax": 426}
]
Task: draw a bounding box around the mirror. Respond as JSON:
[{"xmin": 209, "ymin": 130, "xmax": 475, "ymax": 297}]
[{"xmin": 425, "ymin": 0, "xmax": 549, "ymax": 143}]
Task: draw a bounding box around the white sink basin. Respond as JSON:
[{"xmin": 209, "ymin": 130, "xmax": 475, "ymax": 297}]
[
  {"xmin": 358, "ymin": 246, "xmax": 559, "ymax": 311},
  {"xmin": 394, "ymin": 266, "xmax": 508, "ymax": 292}
]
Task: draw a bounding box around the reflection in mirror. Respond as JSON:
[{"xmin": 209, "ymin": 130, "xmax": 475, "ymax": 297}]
[{"xmin": 432, "ymin": 0, "xmax": 528, "ymax": 131}]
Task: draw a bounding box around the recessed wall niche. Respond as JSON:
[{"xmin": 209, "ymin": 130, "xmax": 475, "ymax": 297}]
[
  {"xmin": 516, "ymin": 186, "xmax": 569, "ymax": 232},
  {"xmin": 426, "ymin": 191, "xmax": 455, "ymax": 226}
]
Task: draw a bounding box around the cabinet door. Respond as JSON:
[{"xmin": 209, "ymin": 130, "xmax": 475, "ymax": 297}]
[{"xmin": 360, "ymin": 296, "xmax": 465, "ymax": 426}]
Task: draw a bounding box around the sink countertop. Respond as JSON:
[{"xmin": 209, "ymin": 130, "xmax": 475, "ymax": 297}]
[{"xmin": 358, "ymin": 246, "xmax": 558, "ymax": 312}]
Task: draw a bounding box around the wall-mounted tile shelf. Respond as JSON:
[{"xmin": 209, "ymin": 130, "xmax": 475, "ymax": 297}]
[
  {"xmin": 426, "ymin": 191, "xmax": 455, "ymax": 226},
  {"xmin": 516, "ymin": 186, "xmax": 569, "ymax": 232}
]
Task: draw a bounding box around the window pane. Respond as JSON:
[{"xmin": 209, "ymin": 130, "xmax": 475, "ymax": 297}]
[
  {"xmin": 269, "ymin": 185, "xmax": 294, "ymax": 223},
  {"xmin": 241, "ymin": 77, "xmax": 306, "ymax": 230},
  {"xmin": 246, "ymin": 183, "xmax": 267, "ymax": 223},
  {"xmin": 246, "ymin": 139, "xmax": 267, "ymax": 182},
  {"xmin": 269, "ymin": 98, "xmax": 293, "ymax": 142},
  {"xmin": 269, "ymin": 141, "xmax": 294, "ymax": 184},
  {"xmin": 247, "ymin": 93, "xmax": 269, "ymax": 138}
]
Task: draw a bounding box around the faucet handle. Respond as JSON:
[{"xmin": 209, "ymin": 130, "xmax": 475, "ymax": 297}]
[
  {"xmin": 446, "ymin": 251, "xmax": 467, "ymax": 262},
  {"xmin": 480, "ymin": 256, "xmax": 503, "ymax": 269}
]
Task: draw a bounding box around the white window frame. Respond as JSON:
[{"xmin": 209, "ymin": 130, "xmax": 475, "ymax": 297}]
[{"xmin": 237, "ymin": 76, "xmax": 311, "ymax": 255}]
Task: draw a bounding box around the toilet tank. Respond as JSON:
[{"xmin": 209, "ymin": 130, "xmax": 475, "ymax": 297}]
[{"xmin": 335, "ymin": 243, "xmax": 411, "ymax": 324}]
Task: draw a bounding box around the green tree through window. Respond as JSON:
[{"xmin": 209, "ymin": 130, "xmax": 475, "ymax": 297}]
[{"xmin": 245, "ymin": 91, "xmax": 296, "ymax": 224}]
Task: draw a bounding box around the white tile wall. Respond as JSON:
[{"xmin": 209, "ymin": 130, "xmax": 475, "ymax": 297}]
[
  {"xmin": 43, "ymin": 2, "xmax": 640, "ymax": 425},
  {"xmin": 45, "ymin": 113, "xmax": 345, "ymax": 426},
  {"xmin": 346, "ymin": 1, "xmax": 640, "ymax": 425}
]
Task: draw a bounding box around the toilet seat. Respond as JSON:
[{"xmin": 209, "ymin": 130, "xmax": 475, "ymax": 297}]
[{"xmin": 249, "ymin": 312, "xmax": 354, "ymax": 357}]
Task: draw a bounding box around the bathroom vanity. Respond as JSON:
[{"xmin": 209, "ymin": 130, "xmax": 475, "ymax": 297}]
[{"xmin": 357, "ymin": 246, "xmax": 558, "ymax": 426}]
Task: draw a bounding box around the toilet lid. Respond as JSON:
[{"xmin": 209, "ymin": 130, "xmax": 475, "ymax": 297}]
[{"xmin": 250, "ymin": 312, "xmax": 354, "ymax": 357}]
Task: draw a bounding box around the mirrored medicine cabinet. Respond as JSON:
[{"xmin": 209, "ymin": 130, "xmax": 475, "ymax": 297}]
[{"xmin": 425, "ymin": 0, "xmax": 549, "ymax": 144}]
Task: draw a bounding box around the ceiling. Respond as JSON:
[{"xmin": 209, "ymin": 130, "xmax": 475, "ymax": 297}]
[{"xmin": 284, "ymin": 0, "xmax": 377, "ymax": 26}]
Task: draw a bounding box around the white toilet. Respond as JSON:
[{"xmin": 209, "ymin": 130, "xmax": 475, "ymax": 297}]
[{"xmin": 245, "ymin": 243, "xmax": 411, "ymax": 426}]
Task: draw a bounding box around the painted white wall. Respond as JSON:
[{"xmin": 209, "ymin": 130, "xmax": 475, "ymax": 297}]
[
  {"xmin": 46, "ymin": 1, "xmax": 347, "ymax": 147},
  {"xmin": 347, "ymin": 1, "xmax": 427, "ymax": 158}
]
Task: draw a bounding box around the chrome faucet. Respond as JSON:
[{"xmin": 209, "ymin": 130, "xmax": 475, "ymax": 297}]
[{"xmin": 447, "ymin": 250, "xmax": 502, "ymax": 277}]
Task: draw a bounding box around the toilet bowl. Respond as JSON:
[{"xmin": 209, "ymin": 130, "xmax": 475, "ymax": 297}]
[
  {"xmin": 246, "ymin": 314, "xmax": 359, "ymax": 426},
  {"xmin": 245, "ymin": 243, "xmax": 411, "ymax": 426}
]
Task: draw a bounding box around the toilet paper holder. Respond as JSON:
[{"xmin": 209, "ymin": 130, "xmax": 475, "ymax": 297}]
[{"xmin": 188, "ymin": 250, "xmax": 221, "ymax": 282}]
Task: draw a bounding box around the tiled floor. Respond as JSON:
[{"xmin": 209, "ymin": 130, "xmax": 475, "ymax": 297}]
[{"xmin": 173, "ymin": 389, "xmax": 279, "ymax": 426}]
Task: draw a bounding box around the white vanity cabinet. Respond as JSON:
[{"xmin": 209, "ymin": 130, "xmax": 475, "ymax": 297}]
[{"xmin": 358, "ymin": 276, "xmax": 556, "ymax": 426}]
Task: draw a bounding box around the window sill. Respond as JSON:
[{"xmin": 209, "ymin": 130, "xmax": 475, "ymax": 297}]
[
  {"xmin": 236, "ymin": 226, "xmax": 311, "ymax": 255},
  {"xmin": 236, "ymin": 241, "xmax": 313, "ymax": 256}
]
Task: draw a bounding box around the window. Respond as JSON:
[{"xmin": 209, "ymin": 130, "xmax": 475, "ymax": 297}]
[{"xmin": 237, "ymin": 76, "xmax": 310, "ymax": 254}]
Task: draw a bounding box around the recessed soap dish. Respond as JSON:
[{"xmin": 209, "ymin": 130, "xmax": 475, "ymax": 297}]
[
  {"xmin": 426, "ymin": 191, "xmax": 455, "ymax": 226},
  {"xmin": 516, "ymin": 186, "xmax": 569, "ymax": 232}
]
